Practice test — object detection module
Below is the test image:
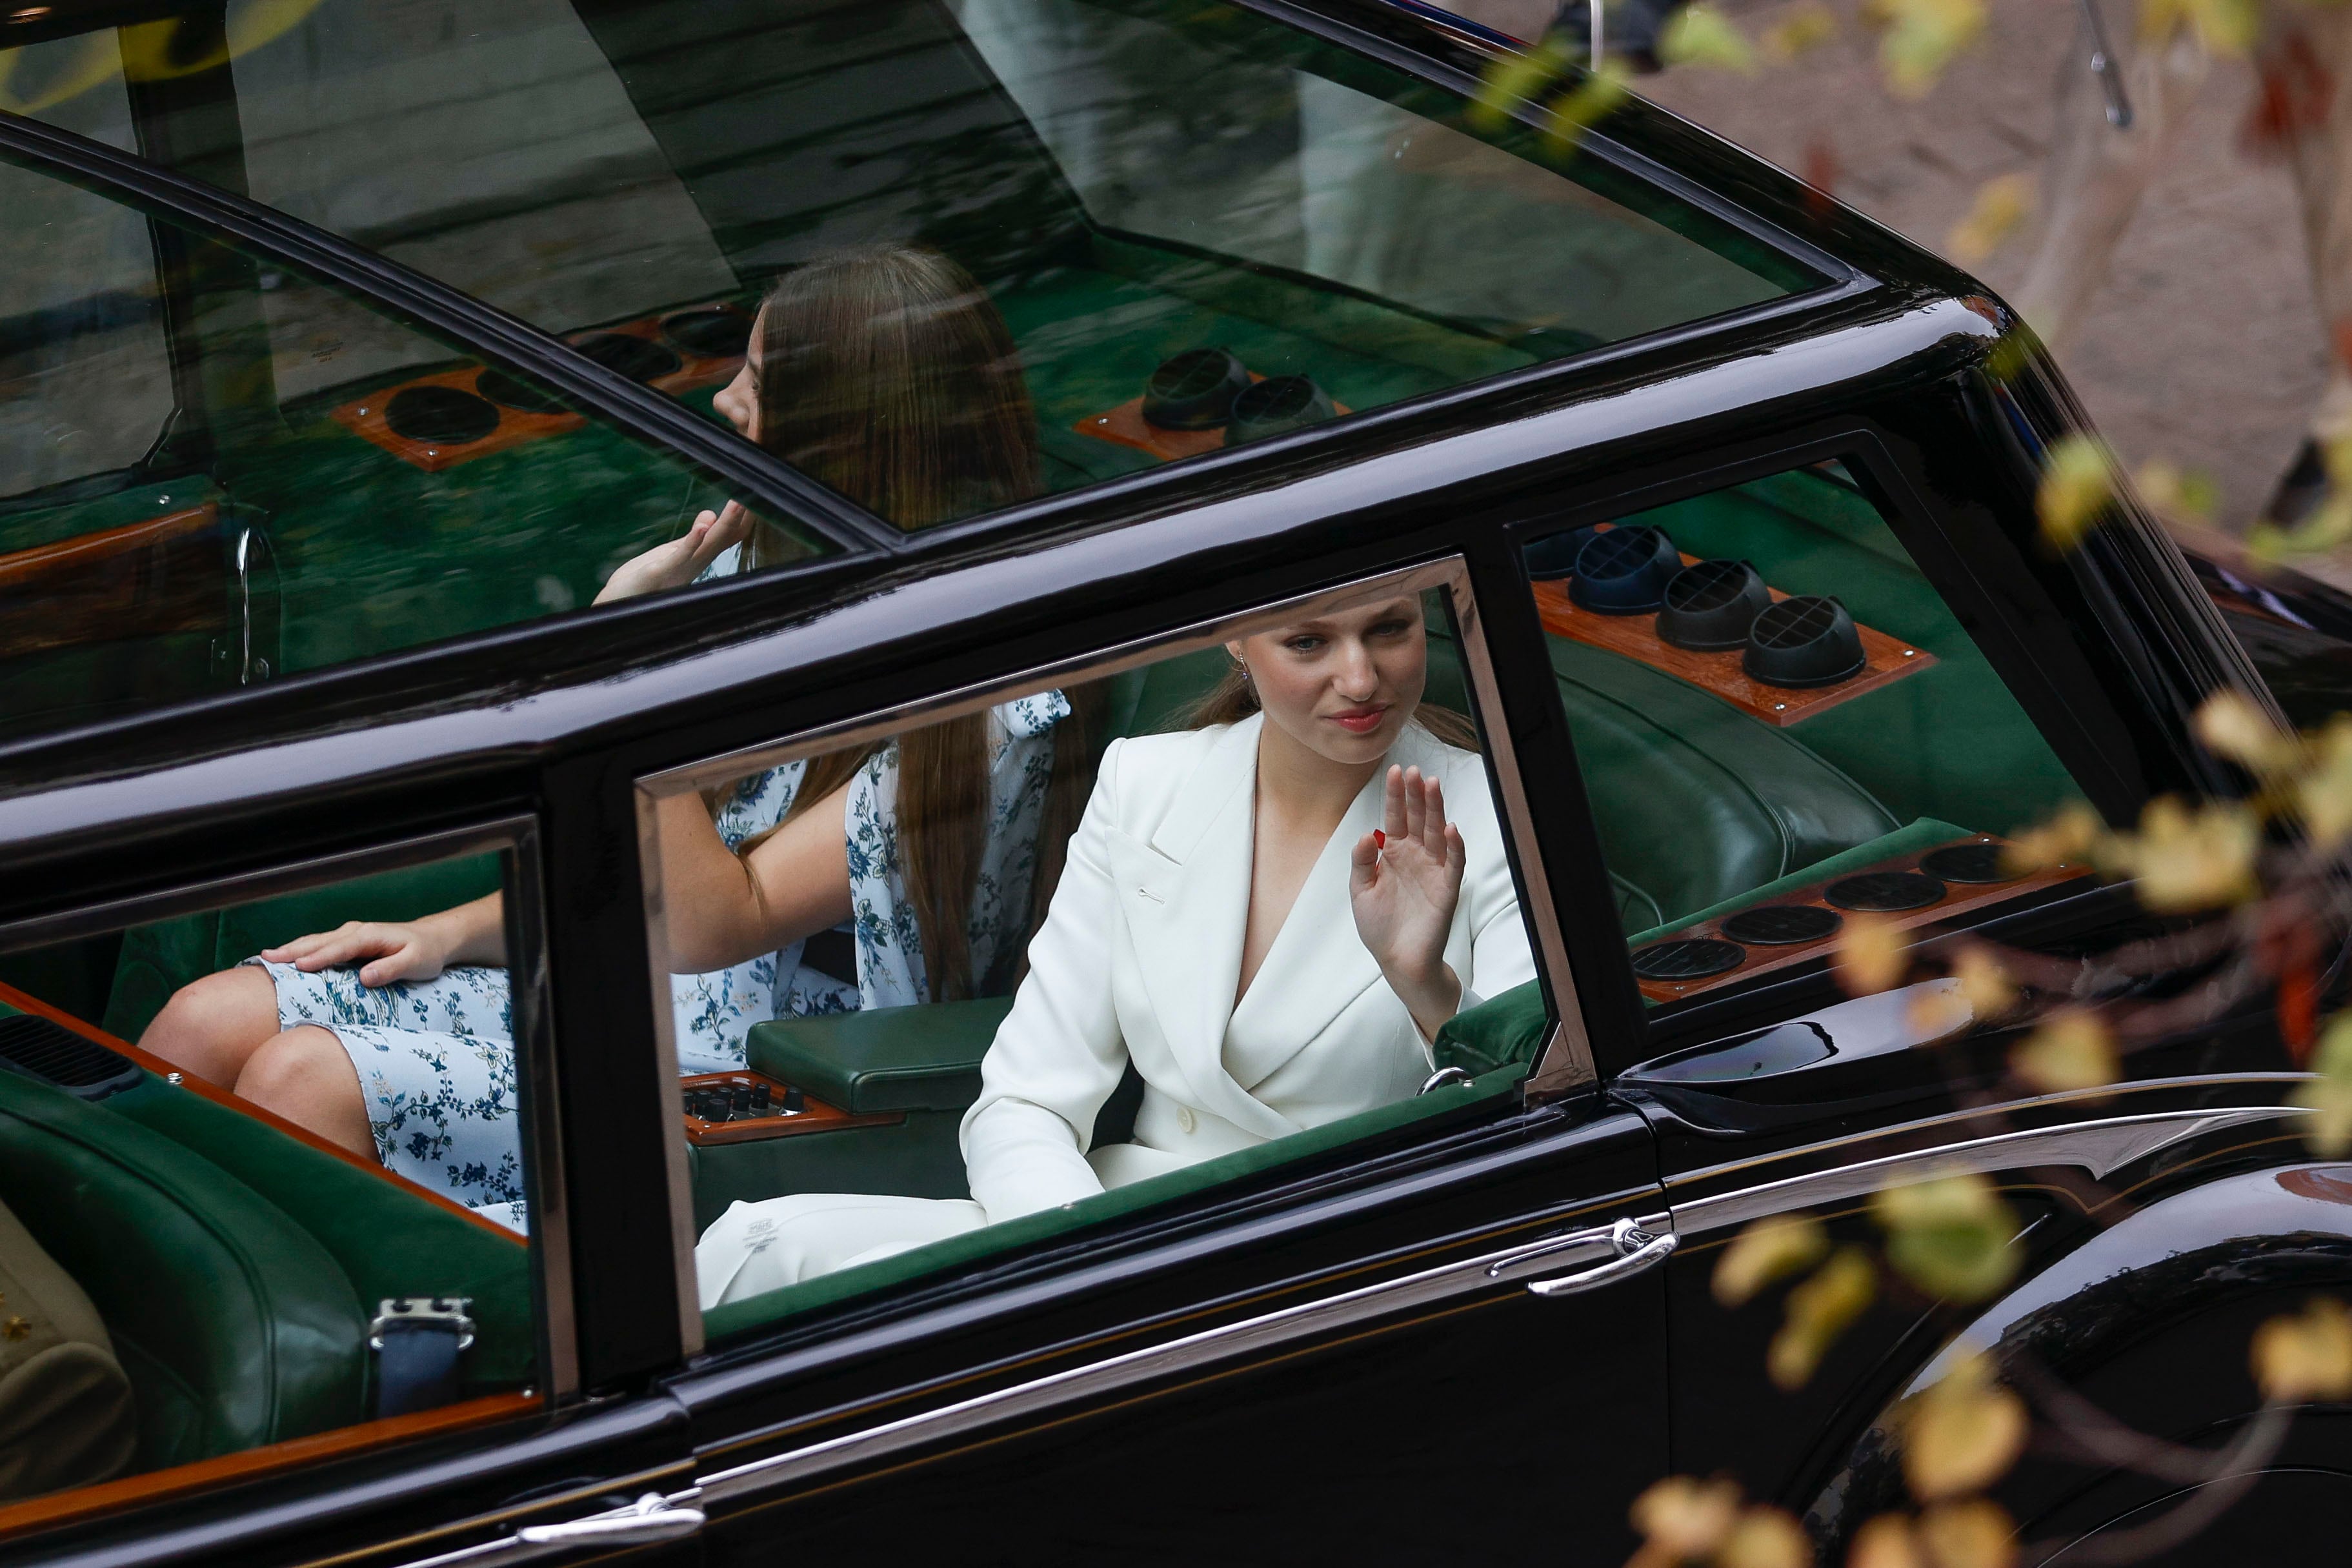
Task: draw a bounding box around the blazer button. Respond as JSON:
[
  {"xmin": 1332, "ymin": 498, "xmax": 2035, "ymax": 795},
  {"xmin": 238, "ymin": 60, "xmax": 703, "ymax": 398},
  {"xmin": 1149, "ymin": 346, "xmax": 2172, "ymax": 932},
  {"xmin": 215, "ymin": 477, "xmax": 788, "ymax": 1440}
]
[{"xmin": 1176, "ymin": 1105, "xmax": 1196, "ymax": 1134}]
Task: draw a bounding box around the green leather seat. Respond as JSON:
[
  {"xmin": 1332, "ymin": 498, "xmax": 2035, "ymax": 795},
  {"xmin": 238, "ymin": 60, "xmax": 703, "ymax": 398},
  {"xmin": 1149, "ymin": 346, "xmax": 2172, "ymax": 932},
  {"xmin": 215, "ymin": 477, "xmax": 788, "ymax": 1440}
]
[{"xmin": 0, "ymin": 1070, "xmax": 369, "ymax": 1470}]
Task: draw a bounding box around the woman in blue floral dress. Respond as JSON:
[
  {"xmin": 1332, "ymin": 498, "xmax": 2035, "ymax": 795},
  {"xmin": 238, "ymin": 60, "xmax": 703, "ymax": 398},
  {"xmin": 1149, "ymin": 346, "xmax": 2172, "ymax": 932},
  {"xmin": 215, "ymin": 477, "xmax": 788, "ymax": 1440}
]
[{"xmin": 140, "ymin": 247, "xmax": 1091, "ymax": 1227}]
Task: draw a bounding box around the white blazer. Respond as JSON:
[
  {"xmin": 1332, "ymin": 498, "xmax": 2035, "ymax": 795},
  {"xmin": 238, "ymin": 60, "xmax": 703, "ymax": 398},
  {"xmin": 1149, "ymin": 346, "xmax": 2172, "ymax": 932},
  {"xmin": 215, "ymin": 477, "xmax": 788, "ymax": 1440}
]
[{"xmin": 959, "ymin": 712, "xmax": 1536, "ymax": 1224}]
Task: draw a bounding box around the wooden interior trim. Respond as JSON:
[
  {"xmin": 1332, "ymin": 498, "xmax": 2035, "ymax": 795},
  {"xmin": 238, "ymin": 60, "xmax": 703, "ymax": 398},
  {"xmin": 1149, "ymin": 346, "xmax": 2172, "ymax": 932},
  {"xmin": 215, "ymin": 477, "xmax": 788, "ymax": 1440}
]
[
  {"xmin": 0, "ymin": 1392, "xmax": 538, "ymax": 1539},
  {"xmin": 0, "ymin": 504, "xmax": 216, "ymax": 589},
  {"xmin": 680, "ymin": 1069, "xmax": 903, "ymax": 1146},
  {"xmin": 1531, "ymin": 570, "xmax": 1934, "ymax": 727},
  {"xmin": 1076, "ymin": 375, "xmax": 1351, "ymax": 465},
  {"xmin": 0, "ymin": 981, "xmax": 523, "ymax": 1243}
]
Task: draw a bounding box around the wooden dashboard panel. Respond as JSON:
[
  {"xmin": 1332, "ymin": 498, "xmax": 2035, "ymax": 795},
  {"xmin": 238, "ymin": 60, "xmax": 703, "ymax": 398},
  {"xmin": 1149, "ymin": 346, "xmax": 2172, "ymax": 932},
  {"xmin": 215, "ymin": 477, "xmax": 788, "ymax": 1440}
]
[
  {"xmin": 1631, "ymin": 836, "xmax": 2092, "ymax": 1004},
  {"xmin": 679, "ymin": 1069, "xmax": 901, "ymax": 1146},
  {"xmin": 1531, "ymin": 570, "xmax": 1934, "ymax": 727},
  {"xmin": 1074, "ymin": 374, "xmax": 1351, "ymax": 463}
]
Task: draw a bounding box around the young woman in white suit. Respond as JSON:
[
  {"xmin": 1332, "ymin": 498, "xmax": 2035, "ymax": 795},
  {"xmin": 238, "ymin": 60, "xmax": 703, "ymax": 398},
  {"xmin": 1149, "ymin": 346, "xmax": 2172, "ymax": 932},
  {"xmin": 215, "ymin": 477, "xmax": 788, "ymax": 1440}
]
[{"xmin": 696, "ymin": 590, "xmax": 1536, "ymax": 1307}]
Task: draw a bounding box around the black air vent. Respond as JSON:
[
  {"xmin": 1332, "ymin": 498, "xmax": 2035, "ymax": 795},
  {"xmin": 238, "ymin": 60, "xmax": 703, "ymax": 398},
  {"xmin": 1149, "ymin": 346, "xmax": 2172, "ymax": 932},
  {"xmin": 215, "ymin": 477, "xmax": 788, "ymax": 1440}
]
[
  {"xmin": 1825, "ymin": 872, "xmax": 1946, "ymax": 912},
  {"xmin": 1631, "ymin": 938, "xmax": 1745, "ymax": 981},
  {"xmin": 1721, "ymin": 904, "xmax": 1842, "ymax": 945},
  {"xmin": 0, "ymin": 1015, "xmax": 143, "ymax": 1100},
  {"xmin": 385, "ymin": 385, "xmax": 499, "ymax": 445},
  {"xmin": 1920, "ymin": 842, "xmax": 2020, "ymax": 885}
]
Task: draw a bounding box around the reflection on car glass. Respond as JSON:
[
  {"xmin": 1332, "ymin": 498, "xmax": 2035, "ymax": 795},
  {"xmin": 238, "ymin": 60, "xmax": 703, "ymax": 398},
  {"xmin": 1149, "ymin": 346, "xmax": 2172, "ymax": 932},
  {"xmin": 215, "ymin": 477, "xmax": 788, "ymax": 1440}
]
[
  {"xmin": 1516, "ymin": 466, "xmax": 2091, "ymax": 1002},
  {"xmin": 11, "ymin": 0, "xmax": 1818, "ymax": 532}
]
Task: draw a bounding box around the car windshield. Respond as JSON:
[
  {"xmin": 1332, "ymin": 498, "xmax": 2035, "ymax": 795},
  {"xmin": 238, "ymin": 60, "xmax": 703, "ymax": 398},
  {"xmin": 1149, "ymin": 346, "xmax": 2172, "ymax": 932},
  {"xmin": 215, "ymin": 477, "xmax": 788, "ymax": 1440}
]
[{"xmin": 5, "ymin": 0, "xmax": 1826, "ymax": 532}]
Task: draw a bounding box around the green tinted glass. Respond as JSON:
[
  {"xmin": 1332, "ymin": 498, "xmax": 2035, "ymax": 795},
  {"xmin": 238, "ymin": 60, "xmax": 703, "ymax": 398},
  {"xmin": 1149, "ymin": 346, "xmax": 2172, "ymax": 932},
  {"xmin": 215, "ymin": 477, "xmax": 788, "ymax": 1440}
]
[
  {"xmin": 8, "ymin": 0, "xmax": 1822, "ymax": 531},
  {"xmin": 0, "ymin": 154, "xmax": 831, "ymax": 740}
]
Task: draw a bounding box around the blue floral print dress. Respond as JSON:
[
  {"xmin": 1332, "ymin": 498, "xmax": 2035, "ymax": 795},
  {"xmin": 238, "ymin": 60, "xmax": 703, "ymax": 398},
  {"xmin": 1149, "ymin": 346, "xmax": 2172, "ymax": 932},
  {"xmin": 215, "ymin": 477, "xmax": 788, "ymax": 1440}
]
[{"xmin": 252, "ymin": 693, "xmax": 1070, "ymax": 1229}]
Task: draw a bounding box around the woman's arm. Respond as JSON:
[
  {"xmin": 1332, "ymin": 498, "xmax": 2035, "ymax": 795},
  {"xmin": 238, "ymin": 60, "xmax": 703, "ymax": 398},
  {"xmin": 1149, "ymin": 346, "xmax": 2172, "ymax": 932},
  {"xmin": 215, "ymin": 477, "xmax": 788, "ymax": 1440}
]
[
  {"xmin": 258, "ymin": 892, "xmax": 507, "ymax": 987},
  {"xmin": 654, "ymin": 783, "xmax": 855, "ymax": 974}
]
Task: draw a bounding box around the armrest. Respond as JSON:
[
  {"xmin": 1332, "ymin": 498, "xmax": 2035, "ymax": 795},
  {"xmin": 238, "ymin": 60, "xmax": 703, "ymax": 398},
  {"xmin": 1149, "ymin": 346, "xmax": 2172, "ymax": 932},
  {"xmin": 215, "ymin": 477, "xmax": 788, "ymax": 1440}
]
[
  {"xmin": 745, "ymin": 998, "xmax": 1014, "ymax": 1115},
  {"xmin": 1432, "ymin": 981, "xmax": 1547, "ymax": 1078}
]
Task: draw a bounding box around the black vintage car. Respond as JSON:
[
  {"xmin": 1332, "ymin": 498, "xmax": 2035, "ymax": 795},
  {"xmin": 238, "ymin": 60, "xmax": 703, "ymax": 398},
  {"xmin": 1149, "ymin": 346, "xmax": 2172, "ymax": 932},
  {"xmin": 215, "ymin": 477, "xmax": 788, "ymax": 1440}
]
[{"xmin": 0, "ymin": 0, "xmax": 2344, "ymax": 1562}]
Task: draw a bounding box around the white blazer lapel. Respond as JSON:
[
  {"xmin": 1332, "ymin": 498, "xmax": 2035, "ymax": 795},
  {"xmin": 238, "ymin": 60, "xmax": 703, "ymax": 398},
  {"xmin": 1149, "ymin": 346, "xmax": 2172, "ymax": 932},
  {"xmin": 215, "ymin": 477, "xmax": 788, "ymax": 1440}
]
[
  {"xmin": 1105, "ymin": 720, "xmax": 1296, "ymax": 1138},
  {"xmin": 1223, "ymin": 765, "xmax": 1389, "ymax": 1091}
]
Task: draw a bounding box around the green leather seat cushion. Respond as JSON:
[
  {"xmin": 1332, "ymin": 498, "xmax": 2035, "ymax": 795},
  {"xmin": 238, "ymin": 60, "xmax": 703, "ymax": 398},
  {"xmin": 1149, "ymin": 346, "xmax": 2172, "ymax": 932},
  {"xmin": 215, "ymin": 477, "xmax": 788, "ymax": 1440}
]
[
  {"xmin": 749, "ymin": 999, "xmax": 1013, "ymax": 1115},
  {"xmin": 0, "ymin": 1067, "xmax": 368, "ymax": 1469}
]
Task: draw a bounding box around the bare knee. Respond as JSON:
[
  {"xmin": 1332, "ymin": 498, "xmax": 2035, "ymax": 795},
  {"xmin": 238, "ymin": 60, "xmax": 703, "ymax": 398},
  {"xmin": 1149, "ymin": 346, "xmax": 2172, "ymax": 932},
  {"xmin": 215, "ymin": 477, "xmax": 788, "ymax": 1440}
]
[
  {"xmin": 140, "ymin": 966, "xmax": 281, "ymax": 1087},
  {"xmin": 236, "ymin": 1027, "xmax": 372, "ymax": 1158}
]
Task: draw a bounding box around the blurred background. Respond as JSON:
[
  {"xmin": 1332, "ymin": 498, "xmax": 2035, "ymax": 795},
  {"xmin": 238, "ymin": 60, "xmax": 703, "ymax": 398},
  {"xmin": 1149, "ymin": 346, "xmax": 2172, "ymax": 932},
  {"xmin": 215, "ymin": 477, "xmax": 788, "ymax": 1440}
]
[{"xmin": 1443, "ymin": 0, "xmax": 2337, "ymax": 579}]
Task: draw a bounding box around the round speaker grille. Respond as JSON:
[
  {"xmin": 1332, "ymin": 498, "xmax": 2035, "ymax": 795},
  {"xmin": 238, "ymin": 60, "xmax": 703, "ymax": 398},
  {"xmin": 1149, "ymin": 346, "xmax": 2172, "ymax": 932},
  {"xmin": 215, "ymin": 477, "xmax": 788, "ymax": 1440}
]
[
  {"xmin": 1744, "ymin": 594, "xmax": 1867, "ymax": 688},
  {"xmin": 1920, "ymin": 842, "xmax": 2018, "ymax": 884},
  {"xmin": 1824, "ymin": 872, "xmax": 1947, "ymax": 912},
  {"xmin": 660, "ymin": 305, "xmax": 752, "ymax": 358},
  {"xmin": 574, "ymin": 332, "xmax": 682, "ymax": 383},
  {"xmin": 474, "ymin": 368, "xmax": 570, "ymax": 415},
  {"xmin": 1657, "ymin": 558, "xmax": 1771, "ymax": 650},
  {"xmin": 1720, "ymin": 904, "xmax": 1842, "ymax": 945},
  {"xmin": 1631, "ymin": 938, "xmax": 1746, "ymax": 981},
  {"xmin": 385, "ymin": 385, "xmax": 499, "ymax": 445},
  {"xmin": 1569, "ymin": 525, "xmax": 1680, "ymax": 614},
  {"xmin": 1225, "ymin": 374, "xmax": 1336, "ymax": 443},
  {"xmin": 1525, "ymin": 525, "xmax": 1602, "ymax": 581},
  {"xmin": 1143, "ymin": 348, "xmax": 1249, "ymax": 430}
]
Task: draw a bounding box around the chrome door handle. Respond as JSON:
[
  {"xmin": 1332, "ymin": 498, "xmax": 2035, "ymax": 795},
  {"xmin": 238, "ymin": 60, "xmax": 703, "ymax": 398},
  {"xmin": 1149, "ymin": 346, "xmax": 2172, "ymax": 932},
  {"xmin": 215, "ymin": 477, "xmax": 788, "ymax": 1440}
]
[
  {"xmin": 1523, "ymin": 1216, "xmax": 1676, "ymax": 1298},
  {"xmin": 516, "ymin": 1493, "xmax": 706, "ymax": 1546}
]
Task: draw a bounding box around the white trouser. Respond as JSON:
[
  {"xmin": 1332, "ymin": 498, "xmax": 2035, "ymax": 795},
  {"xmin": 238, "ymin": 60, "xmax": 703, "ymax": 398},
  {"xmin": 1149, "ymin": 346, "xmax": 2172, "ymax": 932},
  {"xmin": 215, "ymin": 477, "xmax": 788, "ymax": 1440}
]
[{"xmin": 696, "ymin": 1194, "xmax": 989, "ymax": 1309}]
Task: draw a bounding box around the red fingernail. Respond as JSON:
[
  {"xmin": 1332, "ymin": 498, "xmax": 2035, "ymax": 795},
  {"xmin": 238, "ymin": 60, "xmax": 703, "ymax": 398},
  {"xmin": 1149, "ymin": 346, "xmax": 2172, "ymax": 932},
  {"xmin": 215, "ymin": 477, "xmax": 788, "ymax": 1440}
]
[{"xmin": 1374, "ymin": 830, "xmax": 1386, "ymax": 848}]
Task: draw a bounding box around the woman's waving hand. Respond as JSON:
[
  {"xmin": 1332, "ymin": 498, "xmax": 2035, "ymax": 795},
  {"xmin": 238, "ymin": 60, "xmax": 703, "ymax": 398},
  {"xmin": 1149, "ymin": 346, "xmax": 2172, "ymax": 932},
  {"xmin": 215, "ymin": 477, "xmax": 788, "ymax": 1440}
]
[{"xmin": 1349, "ymin": 763, "xmax": 1467, "ymax": 1043}]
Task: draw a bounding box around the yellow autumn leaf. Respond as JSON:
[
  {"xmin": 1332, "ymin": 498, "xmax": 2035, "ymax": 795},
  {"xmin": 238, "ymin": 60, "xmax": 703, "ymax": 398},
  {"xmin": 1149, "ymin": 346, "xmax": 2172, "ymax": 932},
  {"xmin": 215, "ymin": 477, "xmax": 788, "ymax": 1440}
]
[
  {"xmin": 2010, "ymin": 1010, "xmax": 2117, "ymax": 1093},
  {"xmin": 2251, "ymin": 1296, "xmax": 2352, "ymax": 1401},
  {"xmin": 1915, "ymin": 1500, "xmax": 2016, "ymax": 1568},
  {"xmin": 1873, "ymin": 1172, "xmax": 2018, "ymax": 1302},
  {"xmin": 1720, "ymin": 1506, "xmax": 1814, "ymax": 1568},
  {"xmin": 1867, "ymin": 0, "xmax": 1986, "ymax": 95},
  {"xmin": 1544, "ymin": 63, "xmax": 1631, "ymax": 152},
  {"xmin": 2193, "ymin": 689, "xmax": 2300, "ymax": 776},
  {"xmin": 2035, "ymin": 434, "xmax": 2113, "ymax": 549},
  {"xmin": 1848, "ymin": 1514, "xmax": 1927, "ymax": 1568},
  {"xmin": 1950, "ymin": 947, "xmax": 2017, "ymax": 1020},
  {"xmin": 1834, "ymin": 913, "xmax": 1907, "ymax": 996},
  {"xmin": 1901, "ymin": 1353, "xmax": 2029, "ymax": 1501},
  {"xmin": 1764, "ymin": 0, "xmax": 1840, "ymax": 58},
  {"xmin": 1771, "ymin": 1247, "xmax": 1877, "ymax": 1389},
  {"xmin": 1630, "ymin": 1475, "xmax": 1743, "ymax": 1559},
  {"xmin": 1945, "ymin": 174, "xmax": 2033, "ymax": 265},
  {"xmin": 2001, "ymin": 801, "xmax": 2104, "ymax": 876},
  {"xmin": 1715, "ymin": 1214, "xmax": 1832, "ymax": 1308},
  {"xmin": 1905, "ymin": 982, "xmax": 1975, "ymax": 1043},
  {"xmin": 2293, "ymin": 1014, "xmax": 2352, "ymax": 1156},
  {"xmin": 1468, "ymin": 33, "xmax": 1575, "ymax": 132},
  {"xmin": 2297, "ymin": 716, "xmax": 2352, "ymax": 847},
  {"xmin": 2140, "ymin": 0, "xmax": 2257, "ymax": 54},
  {"xmin": 2120, "ymin": 795, "xmax": 2260, "ymax": 912},
  {"xmin": 2134, "ymin": 459, "xmax": 2220, "ymax": 523},
  {"xmin": 1661, "ymin": 4, "xmax": 1758, "ymax": 71}
]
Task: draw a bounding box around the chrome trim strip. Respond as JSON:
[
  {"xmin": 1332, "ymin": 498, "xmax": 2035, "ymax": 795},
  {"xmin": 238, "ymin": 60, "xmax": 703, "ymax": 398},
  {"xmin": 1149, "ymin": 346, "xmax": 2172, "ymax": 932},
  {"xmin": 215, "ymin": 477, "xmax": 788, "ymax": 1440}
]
[
  {"xmin": 641, "ymin": 558, "xmax": 1596, "ymax": 1355},
  {"xmin": 1662, "ymin": 1073, "xmax": 2314, "ymax": 1196},
  {"xmin": 1671, "ymin": 1106, "xmax": 2307, "ymax": 1238},
  {"xmin": 691, "ymin": 1209, "xmax": 1665, "ymax": 1506}
]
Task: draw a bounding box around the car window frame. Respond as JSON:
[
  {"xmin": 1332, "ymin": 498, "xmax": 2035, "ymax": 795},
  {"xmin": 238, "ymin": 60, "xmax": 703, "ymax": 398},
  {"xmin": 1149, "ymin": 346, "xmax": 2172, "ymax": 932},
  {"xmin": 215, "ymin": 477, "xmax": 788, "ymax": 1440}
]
[
  {"xmin": 630, "ymin": 554, "xmax": 1589, "ymax": 1356},
  {"xmin": 0, "ymin": 810, "xmax": 572, "ymax": 1541}
]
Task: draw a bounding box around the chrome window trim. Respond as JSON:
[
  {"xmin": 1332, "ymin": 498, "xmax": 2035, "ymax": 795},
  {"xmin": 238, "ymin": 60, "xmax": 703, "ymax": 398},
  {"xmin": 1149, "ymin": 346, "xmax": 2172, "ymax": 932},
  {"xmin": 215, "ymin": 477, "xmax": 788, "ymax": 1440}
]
[
  {"xmin": 1669, "ymin": 1105, "xmax": 2308, "ymax": 1239},
  {"xmin": 0, "ymin": 814, "xmax": 578, "ymax": 1403},
  {"xmin": 634, "ymin": 556, "xmax": 1592, "ymax": 1358}
]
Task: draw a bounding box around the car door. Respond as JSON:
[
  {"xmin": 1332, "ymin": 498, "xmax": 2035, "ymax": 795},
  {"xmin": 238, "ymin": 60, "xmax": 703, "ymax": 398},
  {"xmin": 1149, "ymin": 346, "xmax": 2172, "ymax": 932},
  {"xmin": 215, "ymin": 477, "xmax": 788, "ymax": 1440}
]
[
  {"xmin": 1486, "ymin": 401, "xmax": 2336, "ymax": 1557},
  {"xmin": 605, "ymin": 556, "xmax": 1673, "ymax": 1567}
]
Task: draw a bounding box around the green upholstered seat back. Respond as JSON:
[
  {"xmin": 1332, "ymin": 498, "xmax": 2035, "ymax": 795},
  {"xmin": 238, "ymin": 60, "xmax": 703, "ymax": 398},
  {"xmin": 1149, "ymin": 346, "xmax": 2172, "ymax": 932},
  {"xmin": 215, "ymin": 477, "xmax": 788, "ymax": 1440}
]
[
  {"xmin": 0, "ymin": 1070, "xmax": 368, "ymax": 1469},
  {"xmin": 102, "ymin": 854, "xmax": 503, "ymax": 1043}
]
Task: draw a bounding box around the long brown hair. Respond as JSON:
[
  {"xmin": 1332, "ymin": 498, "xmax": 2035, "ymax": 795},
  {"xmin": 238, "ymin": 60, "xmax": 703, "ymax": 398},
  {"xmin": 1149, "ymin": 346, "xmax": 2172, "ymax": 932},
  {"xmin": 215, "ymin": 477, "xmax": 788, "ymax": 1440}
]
[{"xmin": 727, "ymin": 245, "xmax": 1076, "ymax": 1000}]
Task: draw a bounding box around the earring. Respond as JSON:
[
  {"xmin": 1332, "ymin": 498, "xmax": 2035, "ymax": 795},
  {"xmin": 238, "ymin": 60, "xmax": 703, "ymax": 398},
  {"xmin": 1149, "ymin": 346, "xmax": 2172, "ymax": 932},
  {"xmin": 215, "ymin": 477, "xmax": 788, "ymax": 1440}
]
[{"xmin": 1232, "ymin": 654, "xmax": 1253, "ymax": 689}]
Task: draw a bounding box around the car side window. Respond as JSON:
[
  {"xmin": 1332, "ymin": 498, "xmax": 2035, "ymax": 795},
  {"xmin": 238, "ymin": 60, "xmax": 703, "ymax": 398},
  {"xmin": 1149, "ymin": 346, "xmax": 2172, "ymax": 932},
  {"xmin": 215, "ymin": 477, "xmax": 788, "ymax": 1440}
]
[
  {"xmin": 0, "ymin": 152, "xmax": 833, "ymax": 742},
  {"xmin": 0, "ymin": 838, "xmax": 545, "ymax": 1531},
  {"xmin": 631, "ymin": 568, "xmax": 1554, "ymax": 1338},
  {"xmin": 1513, "ymin": 462, "xmax": 2090, "ymax": 1007}
]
